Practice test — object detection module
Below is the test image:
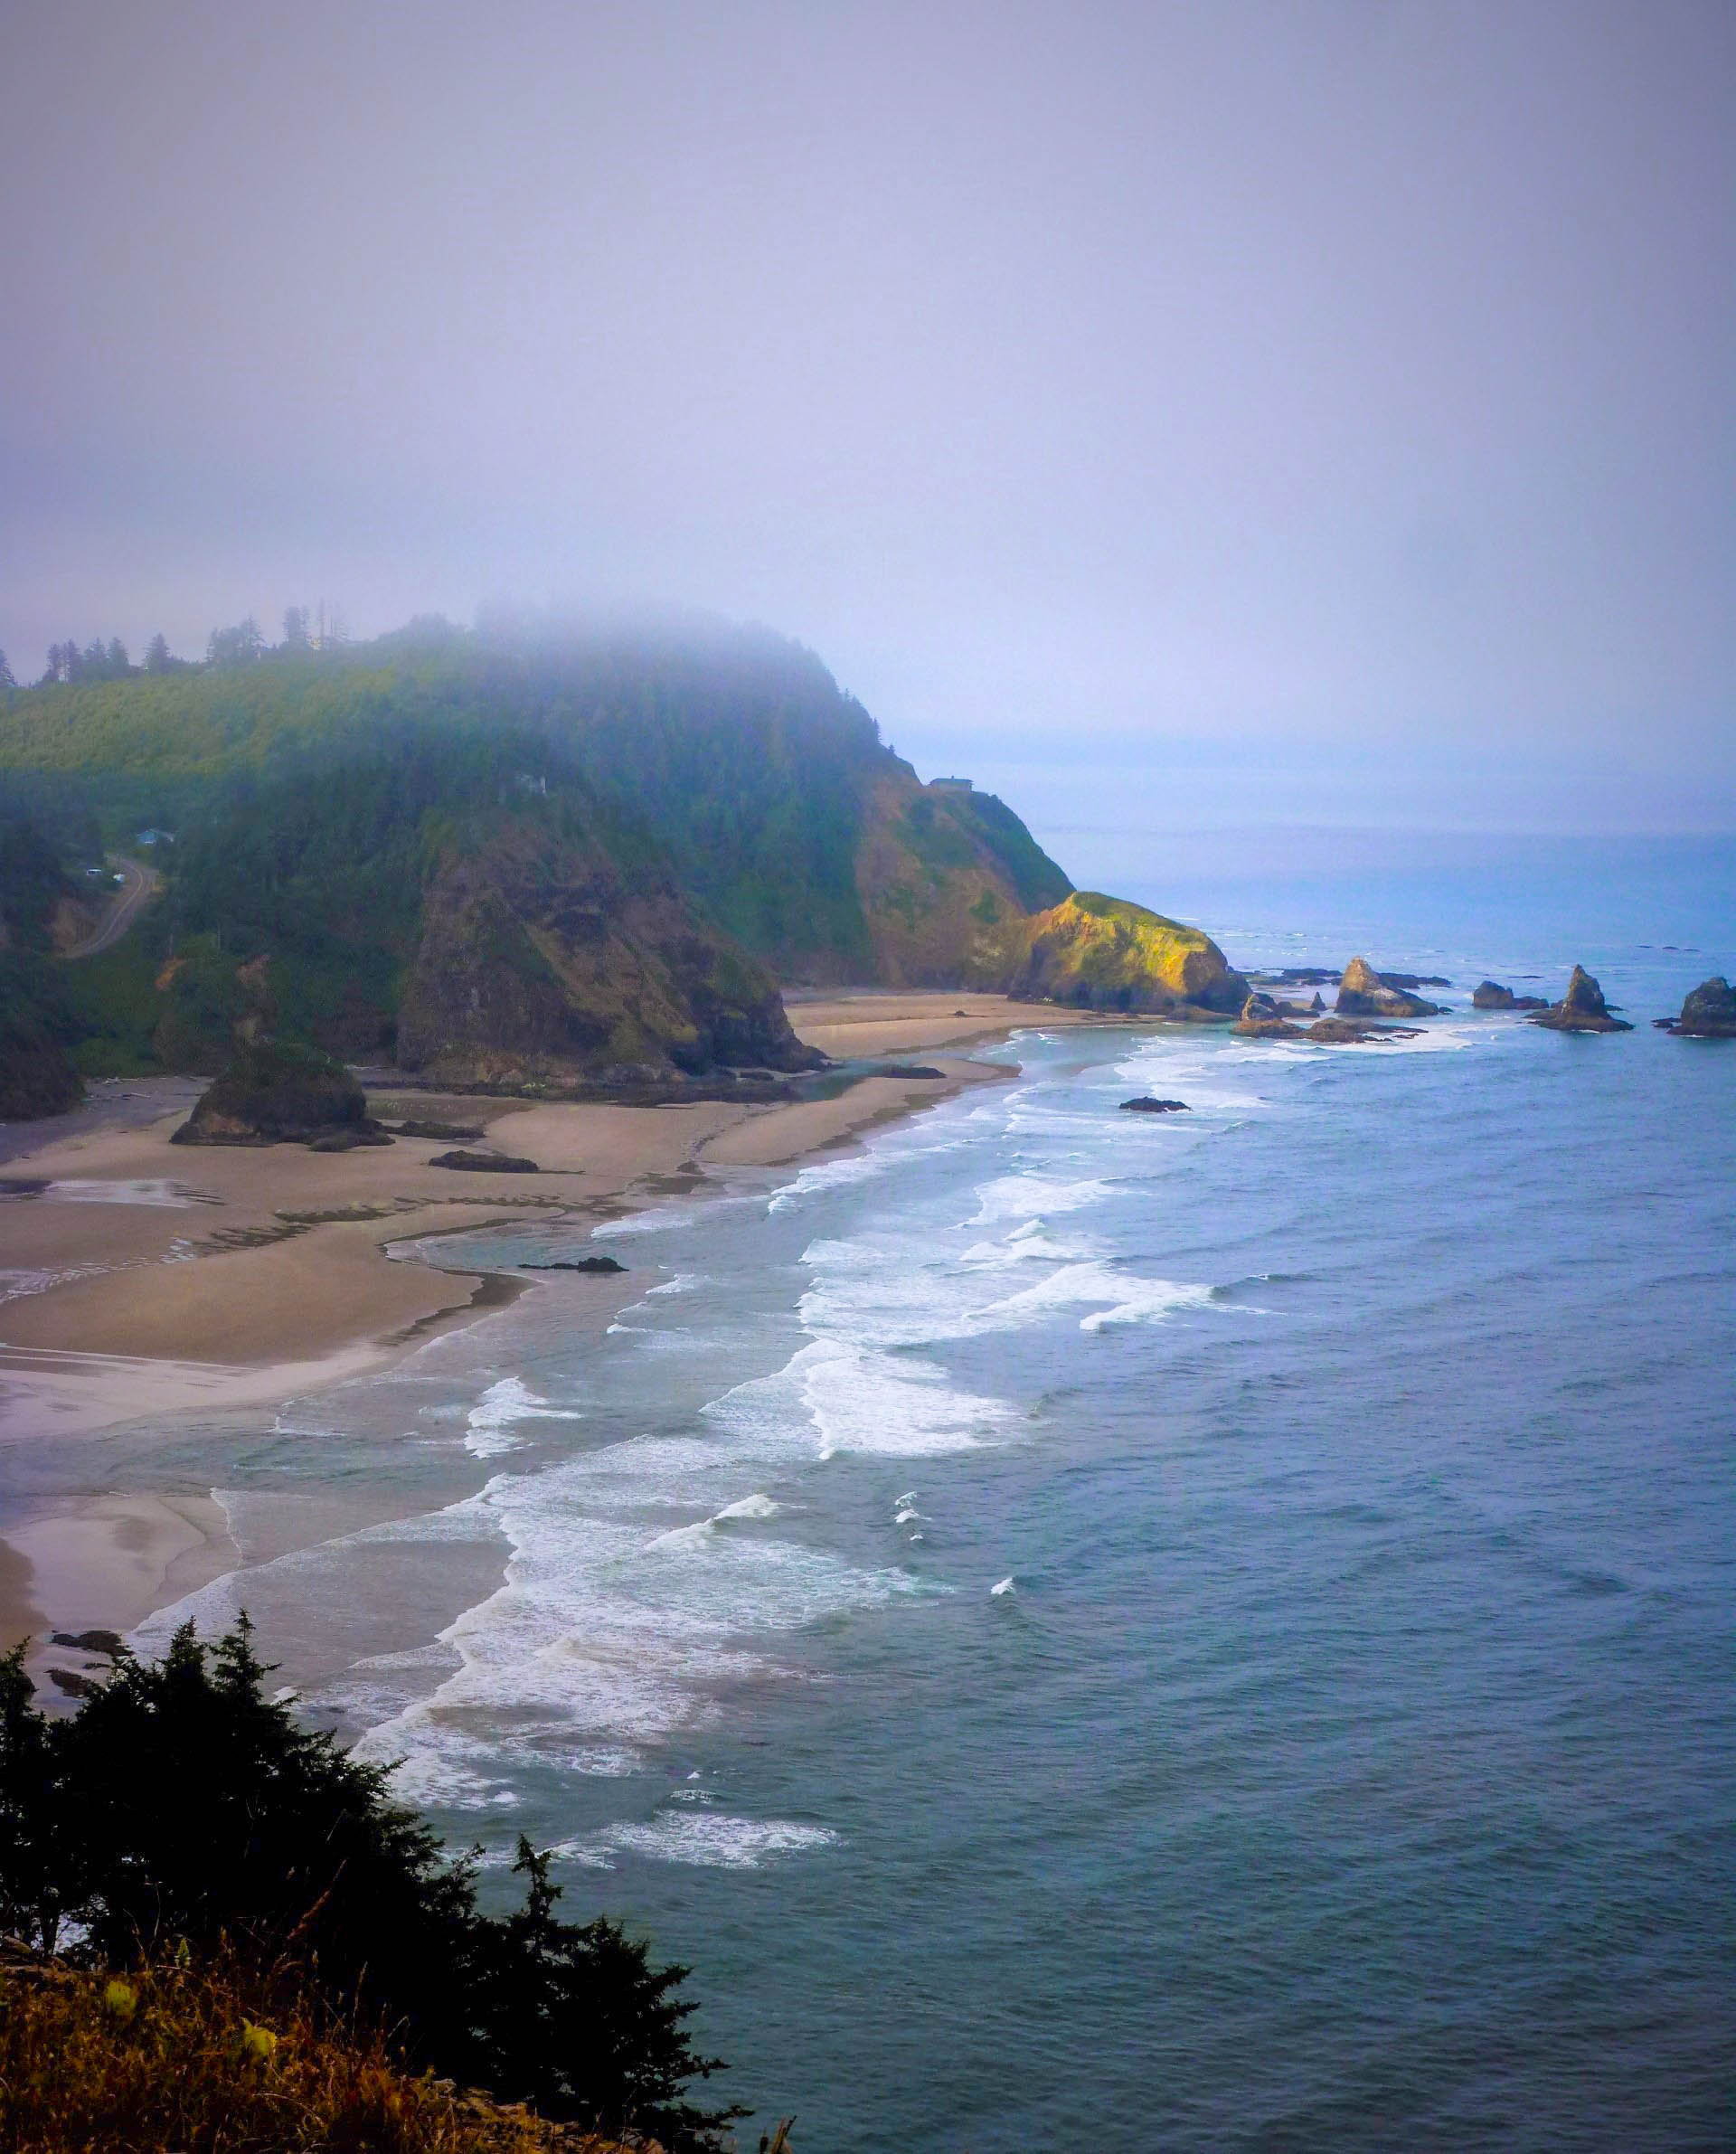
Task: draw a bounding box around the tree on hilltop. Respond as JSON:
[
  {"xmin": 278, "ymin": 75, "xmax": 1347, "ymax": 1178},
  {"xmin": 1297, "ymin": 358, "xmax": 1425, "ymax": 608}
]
[
  {"xmin": 145, "ymin": 631, "xmax": 174, "ymax": 673},
  {"xmin": 207, "ymin": 617, "xmax": 266, "ymax": 666}
]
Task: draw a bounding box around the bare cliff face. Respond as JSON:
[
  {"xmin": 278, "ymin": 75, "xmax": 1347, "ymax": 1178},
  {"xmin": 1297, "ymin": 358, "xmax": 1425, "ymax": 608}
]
[{"xmin": 394, "ymin": 814, "xmax": 820, "ymax": 1088}]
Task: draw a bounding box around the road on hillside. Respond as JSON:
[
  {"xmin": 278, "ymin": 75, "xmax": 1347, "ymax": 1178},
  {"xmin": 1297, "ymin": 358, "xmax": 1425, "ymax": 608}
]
[{"xmin": 63, "ymin": 855, "xmax": 161, "ymax": 959}]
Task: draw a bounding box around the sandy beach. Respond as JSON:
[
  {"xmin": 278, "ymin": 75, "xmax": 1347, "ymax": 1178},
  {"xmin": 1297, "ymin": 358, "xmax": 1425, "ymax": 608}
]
[{"xmin": 0, "ymin": 992, "xmax": 1085, "ymax": 1654}]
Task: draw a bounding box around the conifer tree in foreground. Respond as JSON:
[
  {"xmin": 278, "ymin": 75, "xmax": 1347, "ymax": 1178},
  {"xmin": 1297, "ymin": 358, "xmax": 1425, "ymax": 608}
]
[{"xmin": 0, "ymin": 1620, "xmax": 737, "ymax": 2152}]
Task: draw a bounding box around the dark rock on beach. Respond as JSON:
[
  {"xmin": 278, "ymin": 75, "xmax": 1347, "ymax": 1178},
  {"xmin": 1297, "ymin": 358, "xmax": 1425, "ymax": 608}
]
[
  {"xmin": 50, "ymin": 1629, "xmax": 126, "ymax": 1656},
  {"xmin": 171, "ymin": 1038, "xmax": 378, "ymax": 1146},
  {"xmin": 1529, "ymin": 966, "xmax": 1634, "ymax": 1034},
  {"xmin": 307, "ymin": 1128, "xmax": 393, "ymax": 1152},
  {"xmin": 392, "ymin": 1119, "xmax": 487, "ymax": 1140},
  {"xmin": 1473, "ymin": 980, "xmax": 1549, "ymax": 1011},
  {"xmin": 429, "ymin": 1148, "xmax": 540, "ymax": 1172},
  {"xmin": 877, "ymin": 1064, "xmax": 947, "ymax": 1080},
  {"xmin": 1118, "ymin": 1096, "xmax": 1190, "ymax": 1112},
  {"xmin": 1335, "ymin": 958, "xmax": 1445, "ymax": 1021},
  {"xmin": 1657, "ymin": 976, "xmax": 1736, "ymax": 1037},
  {"xmin": 517, "ymin": 1254, "xmax": 627, "ymax": 1272}
]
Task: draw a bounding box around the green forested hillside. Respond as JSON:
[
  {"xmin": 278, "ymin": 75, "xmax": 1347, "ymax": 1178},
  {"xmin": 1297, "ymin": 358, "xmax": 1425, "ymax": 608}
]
[{"xmin": 0, "ymin": 617, "xmax": 1074, "ymax": 1016}]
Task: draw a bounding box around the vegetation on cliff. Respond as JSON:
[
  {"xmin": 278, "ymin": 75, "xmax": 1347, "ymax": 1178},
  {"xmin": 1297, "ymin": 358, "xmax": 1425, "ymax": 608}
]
[
  {"xmin": 0, "ymin": 1949, "xmax": 663, "ymax": 2153},
  {"xmin": 0, "ymin": 810, "xmax": 85, "ymax": 1116},
  {"xmin": 0, "ymin": 611, "xmax": 1256, "ymax": 1085},
  {"xmin": 0, "ymin": 1621, "xmax": 735, "ymax": 2150},
  {"xmin": 1008, "ymin": 893, "xmax": 1247, "ymax": 1015}
]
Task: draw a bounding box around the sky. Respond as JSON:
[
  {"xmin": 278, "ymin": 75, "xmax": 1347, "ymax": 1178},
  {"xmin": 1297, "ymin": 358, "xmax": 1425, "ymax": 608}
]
[{"xmin": 3, "ymin": 0, "xmax": 1731, "ymax": 836}]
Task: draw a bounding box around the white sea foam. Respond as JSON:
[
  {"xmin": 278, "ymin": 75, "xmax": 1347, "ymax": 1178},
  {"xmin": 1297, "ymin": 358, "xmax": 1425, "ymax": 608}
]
[
  {"xmin": 552, "ymin": 1812, "xmax": 839, "ymax": 1870},
  {"xmin": 714, "ymin": 1492, "xmax": 780, "ymax": 1519},
  {"xmin": 968, "ymin": 1174, "xmax": 1114, "ymax": 1226},
  {"xmin": 465, "ymin": 1375, "xmax": 582, "ymax": 1457},
  {"xmin": 341, "ymin": 1431, "xmax": 922, "ymax": 1809},
  {"xmin": 991, "ymin": 1576, "xmax": 1015, "ymax": 1596}
]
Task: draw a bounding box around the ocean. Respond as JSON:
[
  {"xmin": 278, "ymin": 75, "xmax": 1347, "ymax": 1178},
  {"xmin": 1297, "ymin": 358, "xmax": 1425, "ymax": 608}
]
[{"xmin": 99, "ymin": 836, "xmax": 1736, "ymax": 2148}]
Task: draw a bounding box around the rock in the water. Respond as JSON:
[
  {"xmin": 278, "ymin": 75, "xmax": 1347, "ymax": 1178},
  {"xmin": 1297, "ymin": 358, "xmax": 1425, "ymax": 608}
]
[
  {"xmin": 877, "ymin": 1064, "xmax": 946, "ymax": 1080},
  {"xmin": 392, "ymin": 1119, "xmax": 486, "ymax": 1140},
  {"xmin": 1380, "ymin": 971, "xmax": 1451, "ymax": 990},
  {"xmin": 1472, "ymin": 979, "xmax": 1548, "ymax": 1011},
  {"xmin": 1118, "ymin": 1096, "xmax": 1191, "ymax": 1112},
  {"xmin": 1306, "ymin": 1016, "xmax": 1421, "ymax": 1044},
  {"xmin": 429, "ymin": 1148, "xmax": 539, "ymax": 1172},
  {"xmin": 1658, "ymin": 976, "xmax": 1736, "ymax": 1037},
  {"xmin": 171, "ymin": 1038, "xmax": 374, "ymax": 1146},
  {"xmin": 518, "ymin": 1254, "xmax": 627, "ymax": 1272},
  {"xmin": 1249, "ymin": 967, "xmax": 1339, "ymax": 987},
  {"xmin": 1529, "ymin": 966, "xmax": 1634, "ymax": 1033},
  {"xmin": 1335, "ymin": 958, "xmax": 1445, "ymax": 1020},
  {"xmin": 48, "ymin": 1667, "xmax": 101, "ymax": 1700},
  {"xmin": 1234, "ymin": 991, "xmax": 1306, "ymax": 1038}
]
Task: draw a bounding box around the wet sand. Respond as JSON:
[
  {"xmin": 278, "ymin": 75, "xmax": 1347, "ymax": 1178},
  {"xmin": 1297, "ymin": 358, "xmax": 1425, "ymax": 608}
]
[{"xmin": 0, "ymin": 993, "xmax": 1082, "ymax": 1650}]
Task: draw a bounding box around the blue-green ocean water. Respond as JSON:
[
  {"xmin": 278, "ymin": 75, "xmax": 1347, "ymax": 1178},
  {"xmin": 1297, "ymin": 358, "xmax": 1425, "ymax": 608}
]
[{"xmin": 119, "ymin": 841, "xmax": 1732, "ymax": 2150}]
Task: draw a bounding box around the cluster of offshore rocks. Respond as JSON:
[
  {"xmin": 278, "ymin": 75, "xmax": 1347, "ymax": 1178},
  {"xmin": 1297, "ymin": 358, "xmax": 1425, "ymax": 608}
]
[
  {"xmin": 1231, "ymin": 958, "xmax": 1732, "ymax": 1044},
  {"xmin": 1235, "ymin": 957, "xmax": 1446, "ymax": 1043}
]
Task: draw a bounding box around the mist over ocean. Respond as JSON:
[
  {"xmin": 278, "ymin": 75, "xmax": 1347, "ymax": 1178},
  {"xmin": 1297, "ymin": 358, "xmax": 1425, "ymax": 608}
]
[{"xmin": 95, "ymin": 836, "xmax": 1736, "ymax": 2150}]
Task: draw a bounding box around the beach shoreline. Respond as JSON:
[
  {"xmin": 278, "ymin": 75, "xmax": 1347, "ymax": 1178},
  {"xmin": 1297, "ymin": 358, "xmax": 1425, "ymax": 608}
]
[{"xmin": 0, "ymin": 992, "xmax": 1090, "ymax": 1655}]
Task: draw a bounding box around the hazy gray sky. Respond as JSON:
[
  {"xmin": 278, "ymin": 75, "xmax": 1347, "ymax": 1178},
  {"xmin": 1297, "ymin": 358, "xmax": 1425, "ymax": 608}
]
[{"xmin": 4, "ymin": 1, "xmax": 1731, "ymax": 830}]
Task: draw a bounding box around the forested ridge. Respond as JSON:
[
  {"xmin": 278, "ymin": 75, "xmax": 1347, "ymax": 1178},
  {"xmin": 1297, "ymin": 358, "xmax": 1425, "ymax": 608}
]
[{"xmin": 0, "ymin": 612, "xmax": 1076, "ymax": 1101}]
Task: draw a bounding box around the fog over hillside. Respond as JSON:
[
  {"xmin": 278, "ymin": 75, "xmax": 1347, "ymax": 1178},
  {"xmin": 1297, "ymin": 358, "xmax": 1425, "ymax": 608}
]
[{"xmin": 3, "ymin": 1, "xmax": 1731, "ymax": 835}]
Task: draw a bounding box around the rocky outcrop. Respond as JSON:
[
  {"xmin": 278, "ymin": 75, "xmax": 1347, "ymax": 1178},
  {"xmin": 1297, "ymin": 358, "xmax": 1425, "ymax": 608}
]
[
  {"xmin": 171, "ymin": 1038, "xmax": 374, "ymax": 1145},
  {"xmin": 1235, "ymin": 993, "xmax": 1306, "ymax": 1039},
  {"xmin": 1119, "ymin": 1096, "xmax": 1190, "ymax": 1112},
  {"xmin": 519, "ymin": 1253, "xmax": 626, "ymax": 1271},
  {"xmin": 1307, "ymin": 1016, "xmax": 1421, "ymax": 1044},
  {"xmin": 1658, "ymin": 976, "xmax": 1736, "ymax": 1037},
  {"xmin": 1008, "ymin": 893, "xmax": 1247, "ymax": 1016},
  {"xmin": 429, "ymin": 1148, "xmax": 538, "ymax": 1172},
  {"xmin": 1529, "ymin": 966, "xmax": 1634, "ymax": 1033},
  {"xmin": 1335, "ymin": 958, "xmax": 1445, "ymax": 1020},
  {"xmin": 1472, "ymin": 980, "xmax": 1548, "ymax": 1010},
  {"xmin": 395, "ymin": 814, "xmax": 824, "ymax": 1090}
]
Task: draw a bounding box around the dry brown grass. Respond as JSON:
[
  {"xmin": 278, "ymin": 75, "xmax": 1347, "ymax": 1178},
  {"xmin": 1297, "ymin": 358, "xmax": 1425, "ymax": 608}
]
[{"xmin": 0, "ymin": 1949, "xmax": 660, "ymax": 2154}]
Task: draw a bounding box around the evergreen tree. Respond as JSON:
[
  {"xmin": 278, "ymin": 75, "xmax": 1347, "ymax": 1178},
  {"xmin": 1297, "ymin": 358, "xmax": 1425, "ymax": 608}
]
[
  {"xmin": 107, "ymin": 636, "xmax": 129, "ymax": 675},
  {"xmin": 282, "ymin": 604, "xmax": 309, "ymax": 650},
  {"xmin": 207, "ymin": 617, "xmax": 266, "ymax": 667},
  {"xmin": 145, "ymin": 632, "xmax": 173, "ymax": 673},
  {"xmin": 0, "ymin": 647, "xmax": 14, "ymax": 689},
  {"xmin": 0, "ymin": 1621, "xmax": 735, "ymax": 2152}
]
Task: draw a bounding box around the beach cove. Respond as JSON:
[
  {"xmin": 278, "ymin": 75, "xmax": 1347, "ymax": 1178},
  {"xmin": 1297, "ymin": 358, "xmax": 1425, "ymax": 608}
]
[{"xmin": 0, "ymin": 993, "xmax": 1086, "ymax": 1656}]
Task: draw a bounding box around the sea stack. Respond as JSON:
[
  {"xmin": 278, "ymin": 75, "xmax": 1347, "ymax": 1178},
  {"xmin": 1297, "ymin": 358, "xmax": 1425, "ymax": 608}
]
[
  {"xmin": 1234, "ymin": 992, "xmax": 1305, "ymax": 1038},
  {"xmin": 1658, "ymin": 977, "xmax": 1736, "ymax": 1038},
  {"xmin": 1528, "ymin": 966, "xmax": 1634, "ymax": 1034},
  {"xmin": 1472, "ymin": 979, "xmax": 1548, "ymax": 1011},
  {"xmin": 171, "ymin": 1037, "xmax": 385, "ymax": 1146},
  {"xmin": 1335, "ymin": 958, "xmax": 1445, "ymax": 1020}
]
